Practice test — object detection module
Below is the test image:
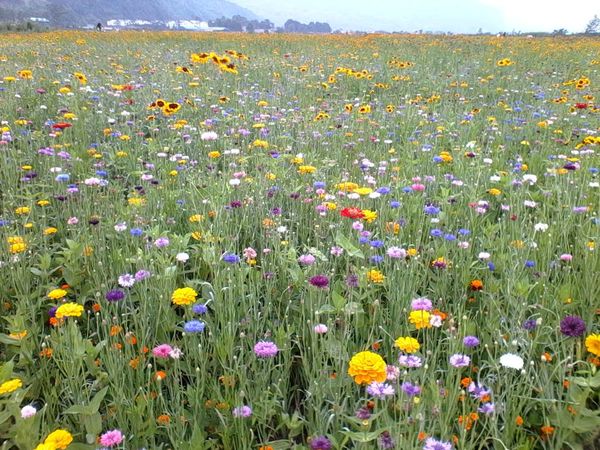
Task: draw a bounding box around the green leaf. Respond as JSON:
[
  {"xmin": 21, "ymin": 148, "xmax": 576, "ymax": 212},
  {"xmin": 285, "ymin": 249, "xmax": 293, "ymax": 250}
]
[{"xmin": 335, "ymin": 232, "xmax": 364, "ymax": 259}]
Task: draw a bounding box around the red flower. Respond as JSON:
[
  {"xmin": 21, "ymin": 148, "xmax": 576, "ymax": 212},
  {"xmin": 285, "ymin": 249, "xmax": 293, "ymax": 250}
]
[
  {"xmin": 340, "ymin": 207, "xmax": 364, "ymax": 219},
  {"xmin": 575, "ymin": 103, "xmax": 588, "ymax": 109},
  {"xmin": 52, "ymin": 122, "xmax": 72, "ymax": 130}
]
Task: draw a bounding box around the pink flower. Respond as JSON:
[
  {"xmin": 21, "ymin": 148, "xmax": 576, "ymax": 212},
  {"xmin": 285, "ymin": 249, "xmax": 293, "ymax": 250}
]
[
  {"xmin": 243, "ymin": 247, "xmax": 257, "ymax": 259},
  {"xmin": 152, "ymin": 344, "xmax": 173, "ymax": 359},
  {"xmin": 560, "ymin": 253, "xmax": 573, "ymax": 262},
  {"xmin": 313, "ymin": 324, "xmax": 328, "ymax": 334},
  {"xmin": 99, "ymin": 429, "xmax": 124, "ymax": 447},
  {"xmin": 20, "ymin": 405, "xmax": 37, "ymax": 418},
  {"xmin": 411, "ymin": 183, "xmax": 426, "ymax": 191}
]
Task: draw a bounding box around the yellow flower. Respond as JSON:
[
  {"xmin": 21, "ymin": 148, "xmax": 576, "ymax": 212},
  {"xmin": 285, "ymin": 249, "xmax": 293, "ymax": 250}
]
[
  {"xmin": 336, "ymin": 182, "xmax": 358, "ymax": 192},
  {"xmin": 348, "ymin": 351, "xmax": 387, "ymax": 385},
  {"xmin": 18, "ymin": 69, "xmax": 33, "ymax": 79},
  {"xmin": 43, "ymin": 429, "xmax": 73, "ymax": 450},
  {"xmin": 191, "ymin": 231, "xmax": 202, "ymax": 241},
  {"xmin": 208, "ymin": 151, "xmax": 221, "ymax": 158},
  {"xmin": 74, "ymin": 72, "xmax": 87, "ymax": 84},
  {"xmin": 298, "ymin": 165, "xmax": 316, "ymax": 174},
  {"xmin": 171, "ymin": 287, "xmax": 198, "ymax": 306},
  {"xmin": 48, "ymin": 289, "xmax": 67, "ymax": 300},
  {"xmin": 128, "ymin": 197, "xmax": 146, "ymax": 207},
  {"xmin": 37, "ymin": 200, "xmax": 50, "ymax": 206},
  {"xmin": 55, "ymin": 303, "xmax": 83, "ymax": 319},
  {"xmin": 487, "ymin": 188, "xmax": 502, "ymax": 196},
  {"xmin": 0, "ymin": 378, "xmax": 22, "ymax": 395},
  {"xmin": 188, "ymin": 214, "xmax": 204, "ymax": 223},
  {"xmin": 15, "ymin": 206, "xmax": 30, "ymax": 215},
  {"xmin": 10, "ymin": 243, "xmax": 27, "ymax": 254},
  {"xmin": 362, "ymin": 209, "xmax": 377, "ymax": 223},
  {"xmin": 353, "ymin": 187, "xmax": 373, "ymax": 196},
  {"xmin": 43, "ymin": 227, "xmax": 58, "ymax": 236},
  {"xmin": 409, "ymin": 310, "xmax": 432, "ymax": 329},
  {"xmin": 366, "ymin": 269, "xmax": 385, "ymax": 284},
  {"xmin": 394, "ymin": 336, "xmax": 420, "ymax": 353},
  {"xmin": 252, "ymin": 139, "xmax": 269, "ymax": 149},
  {"xmin": 585, "ymin": 334, "xmax": 600, "ymax": 356}
]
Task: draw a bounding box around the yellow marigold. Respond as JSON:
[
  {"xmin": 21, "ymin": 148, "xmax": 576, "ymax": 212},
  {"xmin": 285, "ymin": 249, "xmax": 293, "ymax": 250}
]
[
  {"xmin": 191, "ymin": 231, "xmax": 202, "ymax": 241},
  {"xmin": 43, "ymin": 227, "xmax": 58, "ymax": 236},
  {"xmin": 43, "ymin": 429, "xmax": 73, "ymax": 450},
  {"xmin": 348, "ymin": 351, "xmax": 387, "ymax": 385},
  {"xmin": 252, "ymin": 139, "xmax": 269, "ymax": 149},
  {"xmin": 15, "ymin": 206, "xmax": 30, "ymax": 215},
  {"xmin": 353, "ymin": 187, "xmax": 373, "ymax": 196},
  {"xmin": 48, "ymin": 289, "xmax": 67, "ymax": 300},
  {"xmin": 366, "ymin": 269, "xmax": 385, "ymax": 284},
  {"xmin": 55, "ymin": 302, "xmax": 83, "ymax": 319},
  {"xmin": 10, "ymin": 242, "xmax": 27, "ymax": 254},
  {"xmin": 128, "ymin": 197, "xmax": 146, "ymax": 207},
  {"xmin": 7, "ymin": 236, "xmax": 24, "ymax": 245},
  {"xmin": 362, "ymin": 209, "xmax": 377, "ymax": 223},
  {"xmin": 337, "ymin": 182, "xmax": 359, "ymax": 192},
  {"xmin": 37, "ymin": 199, "xmax": 50, "ymax": 206},
  {"xmin": 171, "ymin": 287, "xmax": 197, "ymax": 306},
  {"xmin": 298, "ymin": 165, "xmax": 316, "ymax": 174},
  {"xmin": 487, "ymin": 188, "xmax": 502, "ymax": 196},
  {"xmin": 586, "ymin": 334, "xmax": 600, "ymax": 356},
  {"xmin": 208, "ymin": 151, "xmax": 221, "ymax": 158},
  {"xmin": 0, "ymin": 378, "xmax": 22, "ymax": 395},
  {"xmin": 188, "ymin": 214, "xmax": 204, "ymax": 223},
  {"xmin": 409, "ymin": 310, "xmax": 432, "ymax": 330},
  {"xmin": 394, "ymin": 336, "xmax": 420, "ymax": 353}
]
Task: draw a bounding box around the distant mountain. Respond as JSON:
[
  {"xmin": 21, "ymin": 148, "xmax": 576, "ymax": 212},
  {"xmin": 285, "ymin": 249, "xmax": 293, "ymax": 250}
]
[{"xmin": 0, "ymin": 0, "xmax": 258, "ymax": 26}]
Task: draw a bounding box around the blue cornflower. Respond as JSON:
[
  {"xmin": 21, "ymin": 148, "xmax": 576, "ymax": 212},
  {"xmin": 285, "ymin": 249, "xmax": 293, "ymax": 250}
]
[{"xmin": 184, "ymin": 320, "xmax": 205, "ymax": 333}]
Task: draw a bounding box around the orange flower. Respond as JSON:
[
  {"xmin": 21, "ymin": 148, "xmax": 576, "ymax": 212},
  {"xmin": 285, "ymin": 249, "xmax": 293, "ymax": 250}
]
[
  {"xmin": 417, "ymin": 432, "xmax": 427, "ymax": 441},
  {"xmin": 129, "ymin": 357, "xmax": 140, "ymax": 369},
  {"xmin": 540, "ymin": 425, "xmax": 555, "ymax": 439},
  {"xmin": 348, "ymin": 351, "xmax": 387, "ymax": 385},
  {"xmin": 515, "ymin": 416, "xmax": 524, "ymax": 426},
  {"xmin": 39, "ymin": 348, "xmax": 53, "ymax": 358},
  {"xmin": 460, "ymin": 377, "xmax": 472, "ymax": 388},
  {"xmin": 157, "ymin": 414, "xmax": 170, "ymax": 425},
  {"xmin": 469, "ymin": 279, "xmax": 483, "ymax": 291},
  {"xmin": 154, "ymin": 370, "xmax": 167, "ymax": 381},
  {"xmin": 259, "ymin": 447, "xmax": 274, "ymax": 450}
]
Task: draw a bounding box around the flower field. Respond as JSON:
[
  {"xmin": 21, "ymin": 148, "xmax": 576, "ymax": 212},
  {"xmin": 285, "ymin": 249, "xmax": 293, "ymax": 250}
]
[{"xmin": 0, "ymin": 31, "xmax": 599, "ymax": 449}]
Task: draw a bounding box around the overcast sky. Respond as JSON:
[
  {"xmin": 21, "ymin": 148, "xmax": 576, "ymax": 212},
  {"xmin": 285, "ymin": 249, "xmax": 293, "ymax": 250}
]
[{"xmin": 234, "ymin": 0, "xmax": 600, "ymax": 33}]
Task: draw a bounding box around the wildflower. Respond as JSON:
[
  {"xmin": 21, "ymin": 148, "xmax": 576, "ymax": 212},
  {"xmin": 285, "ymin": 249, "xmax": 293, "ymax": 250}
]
[
  {"xmin": 55, "ymin": 303, "xmax": 83, "ymax": 319},
  {"xmin": 469, "ymin": 280, "xmax": 483, "ymax": 291},
  {"xmin": 449, "ymin": 354, "xmax": 471, "ymax": 368},
  {"xmin": 48, "ymin": 289, "xmax": 67, "ymax": 300},
  {"xmin": 366, "ymin": 269, "xmax": 385, "ymax": 284},
  {"xmin": 20, "ymin": 405, "xmax": 37, "ymax": 418},
  {"xmin": 254, "ymin": 341, "xmax": 279, "ymax": 358},
  {"xmin": 310, "ymin": 436, "xmax": 332, "ymax": 450},
  {"xmin": 192, "ymin": 303, "xmax": 208, "ymax": 315},
  {"xmin": 154, "ymin": 237, "xmax": 170, "ymax": 248},
  {"xmin": 222, "ymin": 253, "xmax": 240, "ymax": 264},
  {"xmin": 560, "ymin": 316, "xmax": 586, "ymax": 337},
  {"xmin": 341, "ymin": 207, "xmax": 364, "ymax": 219},
  {"xmin": 585, "ymin": 334, "xmax": 600, "ymax": 356},
  {"xmin": 41, "ymin": 429, "xmax": 73, "ymax": 450},
  {"xmin": 184, "ymin": 320, "xmax": 205, "ymax": 333},
  {"xmin": 134, "ymin": 270, "xmax": 151, "ymax": 282},
  {"xmin": 152, "ymin": 344, "xmax": 173, "ymax": 359},
  {"xmin": 232, "ymin": 405, "xmax": 253, "ymax": 417},
  {"xmin": 423, "ymin": 437, "xmax": 453, "ymax": 450},
  {"xmin": 309, "ymin": 275, "xmax": 329, "ymax": 289},
  {"xmin": 398, "ymin": 354, "xmax": 422, "ymax": 368},
  {"xmin": 387, "ymin": 246, "xmax": 407, "ymax": 259},
  {"xmin": 463, "ymin": 336, "xmax": 480, "ymax": 348},
  {"xmin": 394, "ymin": 336, "xmax": 420, "ymax": 353},
  {"xmin": 560, "ymin": 253, "xmax": 573, "ymax": 262},
  {"xmin": 171, "ymin": 287, "xmax": 198, "ymax": 306},
  {"xmin": 411, "ymin": 297, "xmax": 433, "ymax": 311},
  {"xmin": 409, "ymin": 310, "xmax": 432, "ymax": 329},
  {"xmin": 499, "ymin": 353, "xmax": 524, "ymax": 370},
  {"xmin": 348, "ymin": 351, "xmax": 387, "ymax": 385},
  {"xmin": 99, "ymin": 429, "xmax": 124, "ymax": 447},
  {"xmin": 386, "ymin": 365, "xmax": 401, "ymax": 380},
  {"xmin": 366, "ymin": 381, "xmax": 395, "ymax": 399},
  {"xmin": 118, "ymin": 274, "xmax": 135, "ymax": 288},
  {"xmin": 105, "ymin": 290, "xmax": 125, "ymax": 302},
  {"xmin": 314, "ymin": 324, "xmax": 328, "ymax": 334},
  {"xmin": 298, "ymin": 254, "xmax": 316, "ymax": 265},
  {"xmin": 0, "ymin": 378, "xmax": 22, "ymax": 395},
  {"xmin": 176, "ymin": 252, "xmax": 190, "ymax": 262}
]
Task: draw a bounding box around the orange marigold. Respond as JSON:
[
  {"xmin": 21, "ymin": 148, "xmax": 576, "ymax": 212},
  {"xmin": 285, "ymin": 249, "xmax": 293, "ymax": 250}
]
[{"xmin": 348, "ymin": 350, "xmax": 387, "ymax": 385}]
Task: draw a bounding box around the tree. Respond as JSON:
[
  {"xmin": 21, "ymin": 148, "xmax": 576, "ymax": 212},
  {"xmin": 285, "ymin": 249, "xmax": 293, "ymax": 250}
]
[{"xmin": 585, "ymin": 15, "xmax": 600, "ymax": 34}]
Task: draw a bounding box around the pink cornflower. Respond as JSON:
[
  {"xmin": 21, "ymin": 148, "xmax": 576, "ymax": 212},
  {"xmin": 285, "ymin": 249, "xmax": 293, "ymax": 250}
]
[
  {"xmin": 99, "ymin": 429, "xmax": 124, "ymax": 447},
  {"xmin": 152, "ymin": 344, "xmax": 173, "ymax": 359},
  {"xmin": 254, "ymin": 341, "xmax": 279, "ymax": 358}
]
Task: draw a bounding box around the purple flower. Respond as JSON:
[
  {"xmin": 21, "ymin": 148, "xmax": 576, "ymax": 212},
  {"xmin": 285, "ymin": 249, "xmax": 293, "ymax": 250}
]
[
  {"xmin": 356, "ymin": 407, "xmax": 371, "ymax": 419},
  {"xmin": 366, "ymin": 382, "xmax": 395, "ymax": 399},
  {"xmin": 478, "ymin": 402, "xmax": 496, "ymax": 415},
  {"xmin": 134, "ymin": 270, "xmax": 151, "ymax": 281},
  {"xmin": 522, "ymin": 319, "xmax": 538, "ymax": 331},
  {"xmin": 232, "ymin": 405, "xmax": 252, "ymax": 418},
  {"xmin": 463, "ymin": 336, "xmax": 480, "ymax": 348},
  {"xmin": 309, "ymin": 275, "xmax": 329, "ymax": 289},
  {"xmin": 423, "ymin": 437, "xmax": 453, "ymax": 450},
  {"xmin": 192, "ymin": 303, "xmax": 208, "ymax": 315},
  {"xmin": 411, "ymin": 297, "xmax": 433, "ymax": 311},
  {"xmin": 184, "ymin": 320, "xmax": 205, "ymax": 333},
  {"xmin": 154, "ymin": 237, "xmax": 170, "ymax": 248},
  {"xmin": 118, "ymin": 273, "xmax": 135, "ymax": 288},
  {"xmin": 387, "ymin": 246, "xmax": 407, "ymax": 259},
  {"xmin": 298, "ymin": 254, "xmax": 316, "ymax": 265},
  {"xmin": 398, "ymin": 355, "xmax": 422, "ymax": 368},
  {"xmin": 378, "ymin": 431, "xmax": 396, "ymax": 449},
  {"xmin": 560, "ymin": 315, "xmax": 586, "ymax": 337},
  {"xmin": 401, "ymin": 381, "xmax": 421, "ymax": 397},
  {"xmin": 222, "ymin": 253, "xmax": 240, "ymax": 264},
  {"xmin": 346, "ymin": 274, "xmax": 359, "ymax": 288},
  {"xmin": 105, "ymin": 290, "xmax": 125, "ymax": 302},
  {"xmin": 254, "ymin": 341, "xmax": 279, "ymax": 358},
  {"xmin": 310, "ymin": 436, "xmax": 332, "ymax": 450},
  {"xmin": 449, "ymin": 354, "xmax": 471, "ymax": 368}
]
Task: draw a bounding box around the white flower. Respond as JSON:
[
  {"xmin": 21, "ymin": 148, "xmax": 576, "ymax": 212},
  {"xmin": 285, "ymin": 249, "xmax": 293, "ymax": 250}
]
[
  {"xmin": 478, "ymin": 252, "xmax": 491, "ymax": 260},
  {"xmin": 176, "ymin": 252, "xmax": 190, "ymax": 263},
  {"xmin": 200, "ymin": 131, "xmax": 218, "ymax": 141},
  {"xmin": 276, "ymin": 226, "xmax": 287, "ymax": 234},
  {"xmin": 114, "ymin": 222, "xmax": 127, "ymax": 232},
  {"xmin": 20, "ymin": 405, "xmax": 37, "ymax": 418},
  {"xmin": 169, "ymin": 347, "xmax": 183, "ymax": 359},
  {"xmin": 534, "ymin": 223, "xmax": 548, "ymax": 232},
  {"xmin": 523, "ymin": 200, "xmax": 537, "ymax": 208},
  {"xmin": 499, "ymin": 353, "xmax": 524, "ymax": 370}
]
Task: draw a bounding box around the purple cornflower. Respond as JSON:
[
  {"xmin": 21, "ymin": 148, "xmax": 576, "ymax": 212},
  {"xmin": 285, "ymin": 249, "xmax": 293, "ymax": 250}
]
[
  {"xmin": 478, "ymin": 402, "xmax": 496, "ymax": 415},
  {"xmin": 398, "ymin": 355, "xmax": 423, "ymax": 368},
  {"xmin": 232, "ymin": 405, "xmax": 252, "ymax": 418},
  {"xmin": 423, "ymin": 437, "xmax": 453, "ymax": 450},
  {"xmin": 184, "ymin": 320, "xmax": 205, "ymax": 333},
  {"xmin": 378, "ymin": 431, "xmax": 396, "ymax": 449},
  {"xmin": 310, "ymin": 436, "xmax": 332, "ymax": 450},
  {"xmin": 222, "ymin": 253, "xmax": 240, "ymax": 264},
  {"xmin": 463, "ymin": 336, "xmax": 480, "ymax": 348},
  {"xmin": 254, "ymin": 341, "xmax": 279, "ymax": 358},
  {"xmin": 449, "ymin": 354, "xmax": 471, "ymax": 368},
  {"xmin": 467, "ymin": 382, "xmax": 492, "ymax": 401},
  {"xmin": 309, "ymin": 275, "xmax": 329, "ymax": 289},
  {"xmin": 560, "ymin": 315, "xmax": 586, "ymax": 337},
  {"xmin": 366, "ymin": 382, "xmax": 395, "ymax": 399},
  {"xmin": 154, "ymin": 237, "xmax": 170, "ymax": 248},
  {"xmin": 411, "ymin": 297, "xmax": 433, "ymax": 311},
  {"xmin": 134, "ymin": 270, "xmax": 151, "ymax": 281},
  {"xmin": 522, "ymin": 319, "xmax": 538, "ymax": 331},
  {"xmin": 298, "ymin": 254, "xmax": 316, "ymax": 265},
  {"xmin": 423, "ymin": 205, "xmax": 440, "ymax": 215},
  {"xmin": 401, "ymin": 381, "xmax": 421, "ymax": 397},
  {"xmin": 118, "ymin": 273, "xmax": 135, "ymax": 288},
  {"xmin": 192, "ymin": 303, "xmax": 208, "ymax": 315},
  {"xmin": 387, "ymin": 246, "xmax": 407, "ymax": 259},
  {"xmin": 105, "ymin": 290, "xmax": 125, "ymax": 302},
  {"xmin": 356, "ymin": 407, "xmax": 371, "ymax": 419},
  {"xmin": 346, "ymin": 274, "xmax": 359, "ymax": 288}
]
